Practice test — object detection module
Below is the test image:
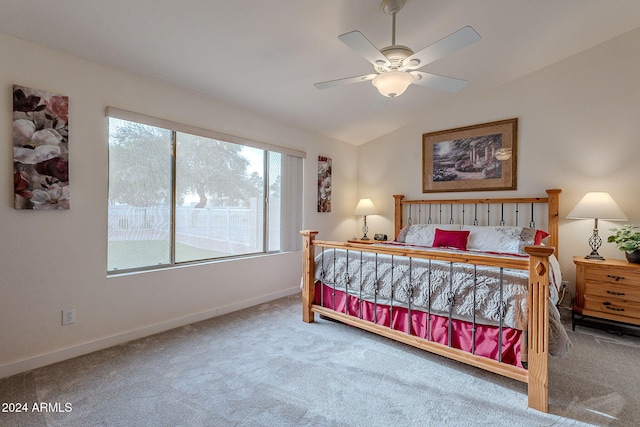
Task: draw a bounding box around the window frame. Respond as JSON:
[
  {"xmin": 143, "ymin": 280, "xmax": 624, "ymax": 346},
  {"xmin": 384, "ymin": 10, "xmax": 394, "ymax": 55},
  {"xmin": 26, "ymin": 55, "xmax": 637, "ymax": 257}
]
[{"xmin": 106, "ymin": 107, "xmax": 305, "ymax": 274}]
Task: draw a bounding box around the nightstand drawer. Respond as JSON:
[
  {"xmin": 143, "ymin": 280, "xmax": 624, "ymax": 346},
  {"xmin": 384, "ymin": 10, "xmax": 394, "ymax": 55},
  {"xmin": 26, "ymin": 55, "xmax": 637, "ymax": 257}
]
[
  {"xmin": 584, "ymin": 295, "xmax": 640, "ymax": 321},
  {"xmin": 584, "ymin": 265, "xmax": 640, "ymax": 286},
  {"xmin": 574, "ymin": 257, "xmax": 640, "ymax": 329},
  {"xmin": 584, "ymin": 281, "xmax": 640, "ymax": 303}
]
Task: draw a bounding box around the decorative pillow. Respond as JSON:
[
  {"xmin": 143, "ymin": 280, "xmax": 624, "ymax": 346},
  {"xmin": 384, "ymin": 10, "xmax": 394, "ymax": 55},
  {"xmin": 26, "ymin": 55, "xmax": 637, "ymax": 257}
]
[
  {"xmin": 462, "ymin": 225, "xmax": 538, "ymax": 254},
  {"xmin": 396, "ymin": 225, "xmax": 411, "ymax": 243},
  {"xmin": 404, "ymin": 223, "xmax": 462, "ymax": 246},
  {"xmin": 535, "ymin": 229, "xmax": 550, "ymax": 245},
  {"xmin": 432, "ymin": 229, "xmax": 470, "ymax": 251}
]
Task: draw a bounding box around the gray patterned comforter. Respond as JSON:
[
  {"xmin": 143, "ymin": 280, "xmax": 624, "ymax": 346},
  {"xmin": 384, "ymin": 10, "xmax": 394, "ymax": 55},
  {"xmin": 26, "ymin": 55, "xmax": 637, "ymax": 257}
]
[{"xmin": 314, "ymin": 245, "xmax": 571, "ymax": 356}]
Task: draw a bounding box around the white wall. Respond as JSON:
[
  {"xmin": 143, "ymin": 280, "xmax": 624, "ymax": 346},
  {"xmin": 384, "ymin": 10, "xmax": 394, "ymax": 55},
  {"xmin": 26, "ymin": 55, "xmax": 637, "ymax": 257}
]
[
  {"xmin": 357, "ymin": 28, "xmax": 640, "ymax": 289},
  {"xmin": 0, "ymin": 32, "xmax": 357, "ymax": 377}
]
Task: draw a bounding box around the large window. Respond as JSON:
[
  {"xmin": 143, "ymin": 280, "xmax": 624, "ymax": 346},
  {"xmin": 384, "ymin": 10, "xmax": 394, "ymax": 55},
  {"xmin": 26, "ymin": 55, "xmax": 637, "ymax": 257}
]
[{"xmin": 107, "ymin": 108, "xmax": 304, "ymax": 273}]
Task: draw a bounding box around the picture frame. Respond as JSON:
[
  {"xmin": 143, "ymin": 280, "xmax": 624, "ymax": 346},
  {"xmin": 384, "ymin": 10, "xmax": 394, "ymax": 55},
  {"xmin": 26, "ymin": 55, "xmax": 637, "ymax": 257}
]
[
  {"xmin": 422, "ymin": 118, "xmax": 517, "ymax": 193},
  {"xmin": 13, "ymin": 85, "xmax": 70, "ymax": 209},
  {"xmin": 317, "ymin": 156, "xmax": 332, "ymax": 212}
]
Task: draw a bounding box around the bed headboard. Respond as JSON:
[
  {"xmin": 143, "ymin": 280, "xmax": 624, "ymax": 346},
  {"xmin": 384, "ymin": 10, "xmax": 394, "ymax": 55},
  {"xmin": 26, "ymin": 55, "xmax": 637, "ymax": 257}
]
[{"xmin": 393, "ymin": 189, "xmax": 561, "ymax": 258}]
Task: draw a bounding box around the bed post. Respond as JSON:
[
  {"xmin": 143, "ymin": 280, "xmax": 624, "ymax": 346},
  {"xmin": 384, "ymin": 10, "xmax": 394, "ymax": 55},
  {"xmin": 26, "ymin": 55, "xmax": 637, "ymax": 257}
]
[
  {"xmin": 524, "ymin": 245, "xmax": 554, "ymax": 413},
  {"xmin": 393, "ymin": 195, "xmax": 405, "ymax": 240},
  {"xmin": 545, "ymin": 189, "xmax": 561, "ymax": 259},
  {"xmin": 300, "ymin": 230, "xmax": 319, "ymax": 323}
]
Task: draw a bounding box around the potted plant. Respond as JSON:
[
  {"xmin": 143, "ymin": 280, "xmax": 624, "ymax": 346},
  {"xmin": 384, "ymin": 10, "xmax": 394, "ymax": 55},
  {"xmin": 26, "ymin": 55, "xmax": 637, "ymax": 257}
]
[{"xmin": 607, "ymin": 224, "xmax": 640, "ymax": 263}]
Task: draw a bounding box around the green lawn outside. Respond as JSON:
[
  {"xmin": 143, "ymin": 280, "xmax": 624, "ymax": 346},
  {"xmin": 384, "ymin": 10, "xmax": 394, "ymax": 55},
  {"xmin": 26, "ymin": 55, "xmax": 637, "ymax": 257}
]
[{"xmin": 108, "ymin": 240, "xmax": 230, "ymax": 271}]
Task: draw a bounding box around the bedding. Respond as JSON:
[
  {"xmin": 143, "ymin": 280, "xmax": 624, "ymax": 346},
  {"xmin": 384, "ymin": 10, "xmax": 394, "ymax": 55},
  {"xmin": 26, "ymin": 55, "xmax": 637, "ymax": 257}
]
[
  {"xmin": 461, "ymin": 225, "xmax": 538, "ymax": 254},
  {"xmin": 401, "ymin": 223, "xmax": 461, "ymax": 246},
  {"xmin": 432, "ymin": 229, "xmax": 470, "ymax": 250},
  {"xmin": 398, "ymin": 223, "xmax": 548, "ymax": 255},
  {"xmin": 314, "ymin": 243, "xmax": 571, "ymax": 357},
  {"xmin": 314, "ymin": 284, "xmax": 525, "ymax": 365}
]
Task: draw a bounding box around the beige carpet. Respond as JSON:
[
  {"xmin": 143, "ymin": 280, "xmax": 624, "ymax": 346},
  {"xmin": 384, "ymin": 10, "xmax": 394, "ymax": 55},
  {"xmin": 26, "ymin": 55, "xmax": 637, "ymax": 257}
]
[{"xmin": 1, "ymin": 295, "xmax": 638, "ymax": 426}]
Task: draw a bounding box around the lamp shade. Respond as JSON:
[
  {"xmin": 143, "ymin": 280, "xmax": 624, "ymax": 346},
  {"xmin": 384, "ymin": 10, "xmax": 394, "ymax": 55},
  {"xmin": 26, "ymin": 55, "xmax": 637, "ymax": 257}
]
[
  {"xmin": 567, "ymin": 192, "xmax": 627, "ymax": 220},
  {"xmin": 354, "ymin": 198, "xmax": 376, "ymax": 216},
  {"xmin": 372, "ymin": 71, "xmax": 414, "ymax": 97}
]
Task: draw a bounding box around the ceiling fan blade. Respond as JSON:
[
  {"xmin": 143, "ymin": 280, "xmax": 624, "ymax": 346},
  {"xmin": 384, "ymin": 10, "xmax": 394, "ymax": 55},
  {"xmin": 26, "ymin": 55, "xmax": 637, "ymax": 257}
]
[
  {"xmin": 402, "ymin": 26, "xmax": 480, "ymax": 70},
  {"xmin": 314, "ymin": 73, "xmax": 378, "ymax": 90},
  {"xmin": 411, "ymin": 71, "xmax": 468, "ymax": 93},
  {"xmin": 338, "ymin": 31, "xmax": 389, "ymax": 67}
]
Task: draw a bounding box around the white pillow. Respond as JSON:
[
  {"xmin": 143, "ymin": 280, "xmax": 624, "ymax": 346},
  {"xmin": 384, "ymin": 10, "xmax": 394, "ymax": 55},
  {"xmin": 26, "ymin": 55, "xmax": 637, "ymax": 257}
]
[
  {"xmin": 395, "ymin": 225, "xmax": 411, "ymax": 243},
  {"xmin": 404, "ymin": 223, "xmax": 462, "ymax": 246},
  {"xmin": 461, "ymin": 225, "xmax": 536, "ymax": 254}
]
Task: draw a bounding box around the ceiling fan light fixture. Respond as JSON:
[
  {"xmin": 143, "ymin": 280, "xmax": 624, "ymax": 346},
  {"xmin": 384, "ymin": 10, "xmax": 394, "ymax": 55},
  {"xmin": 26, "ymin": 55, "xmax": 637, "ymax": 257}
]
[
  {"xmin": 372, "ymin": 70, "xmax": 414, "ymax": 97},
  {"xmin": 313, "ymin": 1, "xmax": 480, "ymax": 95}
]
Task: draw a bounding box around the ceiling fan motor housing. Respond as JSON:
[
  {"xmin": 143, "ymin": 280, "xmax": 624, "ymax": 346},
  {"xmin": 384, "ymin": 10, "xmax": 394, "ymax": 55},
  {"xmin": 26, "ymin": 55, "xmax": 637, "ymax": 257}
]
[{"xmin": 374, "ymin": 45, "xmax": 414, "ymax": 72}]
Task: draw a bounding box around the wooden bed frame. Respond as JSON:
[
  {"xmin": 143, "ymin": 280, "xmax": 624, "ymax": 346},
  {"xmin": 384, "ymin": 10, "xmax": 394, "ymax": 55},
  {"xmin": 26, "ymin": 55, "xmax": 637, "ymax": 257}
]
[{"xmin": 301, "ymin": 189, "xmax": 560, "ymax": 413}]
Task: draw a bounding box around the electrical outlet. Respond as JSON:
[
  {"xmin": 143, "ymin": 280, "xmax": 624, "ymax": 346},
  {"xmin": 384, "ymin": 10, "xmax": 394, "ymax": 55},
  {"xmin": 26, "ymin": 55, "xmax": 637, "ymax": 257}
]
[{"xmin": 62, "ymin": 308, "xmax": 76, "ymax": 325}]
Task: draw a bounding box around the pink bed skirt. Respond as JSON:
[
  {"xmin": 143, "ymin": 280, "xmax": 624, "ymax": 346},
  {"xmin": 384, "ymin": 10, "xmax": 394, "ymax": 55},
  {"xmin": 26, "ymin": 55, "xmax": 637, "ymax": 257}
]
[{"xmin": 315, "ymin": 282, "xmax": 523, "ymax": 367}]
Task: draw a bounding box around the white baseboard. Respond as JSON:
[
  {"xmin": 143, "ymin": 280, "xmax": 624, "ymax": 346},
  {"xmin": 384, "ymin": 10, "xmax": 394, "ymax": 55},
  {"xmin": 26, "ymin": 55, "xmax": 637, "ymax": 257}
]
[{"xmin": 0, "ymin": 287, "xmax": 299, "ymax": 379}]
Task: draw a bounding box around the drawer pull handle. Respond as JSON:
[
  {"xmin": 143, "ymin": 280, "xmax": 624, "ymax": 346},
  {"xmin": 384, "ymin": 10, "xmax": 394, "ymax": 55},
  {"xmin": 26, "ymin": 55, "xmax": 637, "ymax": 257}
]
[
  {"xmin": 602, "ymin": 302, "xmax": 625, "ymax": 312},
  {"xmin": 606, "ymin": 274, "xmax": 625, "ymax": 281},
  {"xmin": 606, "ymin": 290, "xmax": 626, "ymax": 296}
]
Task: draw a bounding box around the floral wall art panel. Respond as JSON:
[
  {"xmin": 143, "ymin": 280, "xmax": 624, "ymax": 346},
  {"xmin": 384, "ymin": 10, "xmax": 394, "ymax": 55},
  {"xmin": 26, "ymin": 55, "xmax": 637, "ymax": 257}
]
[
  {"xmin": 317, "ymin": 156, "xmax": 331, "ymax": 212},
  {"xmin": 13, "ymin": 85, "xmax": 69, "ymax": 209}
]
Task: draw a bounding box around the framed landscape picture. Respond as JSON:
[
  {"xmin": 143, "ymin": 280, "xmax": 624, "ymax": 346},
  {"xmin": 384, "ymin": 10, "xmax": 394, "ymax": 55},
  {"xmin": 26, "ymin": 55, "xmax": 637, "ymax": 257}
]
[{"xmin": 422, "ymin": 118, "xmax": 517, "ymax": 193}]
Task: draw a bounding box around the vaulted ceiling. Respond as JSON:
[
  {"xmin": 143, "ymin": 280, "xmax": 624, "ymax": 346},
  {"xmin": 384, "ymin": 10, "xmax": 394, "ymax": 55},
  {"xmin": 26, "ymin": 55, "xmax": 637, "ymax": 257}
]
[{"xmin": 2, "ymin": 0, "xmax": 640, "ymax": 145}]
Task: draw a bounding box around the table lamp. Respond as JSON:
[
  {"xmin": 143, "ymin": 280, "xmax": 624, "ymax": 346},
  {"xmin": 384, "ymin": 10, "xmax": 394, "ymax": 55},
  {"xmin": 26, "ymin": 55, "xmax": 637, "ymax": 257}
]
[
  {"xmin": 354, "ymin": 198, "xmax": 376, "ymax": 240},
  {"xmin": 567, "ymin": 192, "xmax": 627, "ymax": 260}
]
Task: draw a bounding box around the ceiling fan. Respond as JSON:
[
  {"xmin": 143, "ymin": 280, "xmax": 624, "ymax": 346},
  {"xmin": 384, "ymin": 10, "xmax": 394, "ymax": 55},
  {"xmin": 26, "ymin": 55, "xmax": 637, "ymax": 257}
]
[{"xmin": 314, "ymin": 0, "xmax": 481, "ymax": 98}]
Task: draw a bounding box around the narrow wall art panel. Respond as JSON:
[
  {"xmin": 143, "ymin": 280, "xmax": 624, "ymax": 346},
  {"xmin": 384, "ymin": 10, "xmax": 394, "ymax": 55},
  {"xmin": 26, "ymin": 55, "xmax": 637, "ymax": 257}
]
[
  {"xmin": 13, "ymin": 85, "xmax": 69, "ymax": 209},
  {"xmin": 317, "ymin": 156, "xmax": 331, "ymax": 212}
]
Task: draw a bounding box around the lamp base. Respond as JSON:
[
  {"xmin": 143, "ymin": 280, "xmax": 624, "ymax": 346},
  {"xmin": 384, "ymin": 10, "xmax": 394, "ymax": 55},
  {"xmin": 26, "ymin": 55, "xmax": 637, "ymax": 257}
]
[
  {"xmin": 360, "ymin": 215, "xmax": 370, "ymax": 241},
  {"xmin": 585, "ymin": 223, "xmax": 605, "ymax": 261},
  {"xmin": 585, "ymin": 251, "xmax": 605, "ymax": 261}
]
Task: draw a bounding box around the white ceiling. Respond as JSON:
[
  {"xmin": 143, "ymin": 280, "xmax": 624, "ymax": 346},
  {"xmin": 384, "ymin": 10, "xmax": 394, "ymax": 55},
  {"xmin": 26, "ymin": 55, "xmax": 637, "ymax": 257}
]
[{"xmin": 2, "ymin": 0, "xmax": 640, "ymax": 145}]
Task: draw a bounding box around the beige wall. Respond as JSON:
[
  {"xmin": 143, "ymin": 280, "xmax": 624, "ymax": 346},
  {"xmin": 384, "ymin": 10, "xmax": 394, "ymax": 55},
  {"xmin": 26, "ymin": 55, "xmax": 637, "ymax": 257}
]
[
  {"xmin": 0, "ymin": 33, "xmax": 357, "ymax": 377},
  {"xmin": 357, "ymin": 28, "xmax": 640, "ymax": 288}
]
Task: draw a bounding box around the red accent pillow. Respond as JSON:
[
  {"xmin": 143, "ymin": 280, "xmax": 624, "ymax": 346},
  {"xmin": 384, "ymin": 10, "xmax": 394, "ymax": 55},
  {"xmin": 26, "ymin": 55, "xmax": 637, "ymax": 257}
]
[
  {"xmin": 432, "ymin": 229, "xmax": 470, "ymax": 250},
  {"xmin": 534, "ymin": 230, "xmax": 549, "ymax": 245}
]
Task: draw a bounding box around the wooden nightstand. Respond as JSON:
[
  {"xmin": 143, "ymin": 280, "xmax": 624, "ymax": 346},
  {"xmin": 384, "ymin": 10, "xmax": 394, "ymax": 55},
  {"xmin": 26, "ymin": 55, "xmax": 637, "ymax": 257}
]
[{"xmin": 573, "ymin": 256, "xmax": 640, "ymax": 332}]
